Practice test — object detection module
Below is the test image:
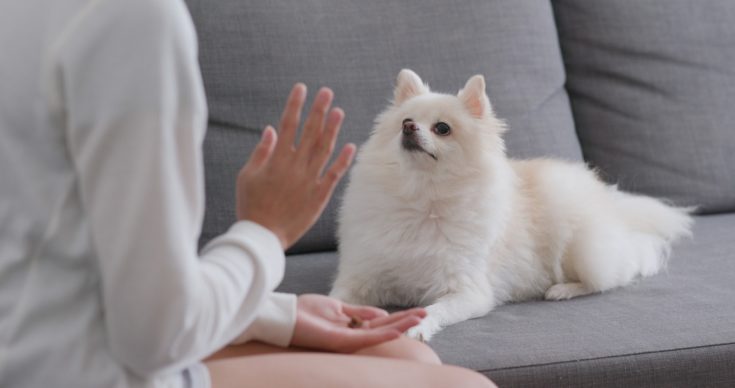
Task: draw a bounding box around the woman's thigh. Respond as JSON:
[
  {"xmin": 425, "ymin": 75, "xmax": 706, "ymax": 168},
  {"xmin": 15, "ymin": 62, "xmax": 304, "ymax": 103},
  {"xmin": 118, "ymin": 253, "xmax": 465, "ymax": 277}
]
[
  {"xmin": 205, "ymin": 352, "xmax": 495, "ymax": 388},
  {"xmin": 206, "ymin": 336, "xmax": 440, "ymax": 365}
]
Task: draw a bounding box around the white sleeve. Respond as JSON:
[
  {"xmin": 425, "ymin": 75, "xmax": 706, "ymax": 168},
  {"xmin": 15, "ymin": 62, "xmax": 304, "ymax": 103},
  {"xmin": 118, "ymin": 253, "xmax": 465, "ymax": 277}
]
[
  {"xmin": 55, "ymin": 0, "xmax": 296, "ymax": 378},
  {"xmin": 229, "ymin": 292, "xmax": 298, "ymax": 348}
]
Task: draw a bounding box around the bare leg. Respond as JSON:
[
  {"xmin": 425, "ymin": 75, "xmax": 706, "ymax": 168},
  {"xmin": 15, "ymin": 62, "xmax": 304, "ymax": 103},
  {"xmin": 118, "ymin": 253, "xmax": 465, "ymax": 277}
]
[
  {"xmin": 206, "ymin": 351, "xmax": 495, "ymax": 388},
  {"xmin": 356, "ymin": 336, "xmax": 441, "ymax": 364},
  {"xmin": 207, "ymin": 336, "xmax": 440, "ymax": 365},
  {"xmin": 205, "ymin": 337, "xmax": 495, "ymax": 387}
]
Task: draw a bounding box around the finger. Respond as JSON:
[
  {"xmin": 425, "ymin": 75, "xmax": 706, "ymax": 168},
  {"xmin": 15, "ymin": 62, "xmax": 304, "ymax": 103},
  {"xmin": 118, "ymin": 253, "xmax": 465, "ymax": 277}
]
[
  {"xmin": 242, "ymin": 126, "xmax": 277, "ymax": 174},
  {"xmin": 364, "ymin": 307, "xmax": 426, "ymax": 329},
  {"xmin": 338, "ymin": 329, "xmax": 402, "ymax": 353},
  {"xmin": 335, "ymin": 315, "xmax": 423, "ymax": 353},
  {"xmin": 317, "ymin": 143, "xmax": 356, "ymax": 202},
  {"xmin": 342, "ymin": 303, "xmax": 389, "ymax": 321},
  {"xmin": 297, "ymin": 87, "xmax": 333, "ymax": 160},
  {"xmin": 308, "ymin": 107, "xmax": 344, "ymax": 176},
  {"xmin": 377, "ymin": 314, "xmax": 423, "ymax": 334},
  {"xmin": 276, "ymin": 83, "xmax": 307, "ymax": 153}
]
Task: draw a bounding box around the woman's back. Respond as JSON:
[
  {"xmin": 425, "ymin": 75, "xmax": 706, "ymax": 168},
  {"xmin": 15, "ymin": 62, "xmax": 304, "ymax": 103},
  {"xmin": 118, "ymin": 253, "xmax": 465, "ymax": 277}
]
[{"xmin": 0, "ymin": 0, "xmax": 206, "ymax": 386}]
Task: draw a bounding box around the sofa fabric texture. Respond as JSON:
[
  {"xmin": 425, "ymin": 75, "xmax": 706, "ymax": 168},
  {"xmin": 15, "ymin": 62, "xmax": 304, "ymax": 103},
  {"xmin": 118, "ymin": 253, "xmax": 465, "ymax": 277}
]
[
  {"xmin": 186, "ymin": 0, "xmax": 735, "ymax": 386},
  {"xmin": 277, "ymin": 214, "xmax": 735, "ymax": 386},
  {"xmin": 554, "ymin": 0, "xmax": 735, "ymax": 214},
  {"xmin": 189, "ymin": 0, "xmax": 582, "ymax": 253}
]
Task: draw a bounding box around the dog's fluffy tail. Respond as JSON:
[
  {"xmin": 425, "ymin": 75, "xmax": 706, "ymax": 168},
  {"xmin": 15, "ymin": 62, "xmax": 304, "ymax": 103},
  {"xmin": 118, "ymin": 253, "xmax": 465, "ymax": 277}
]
[{"xmin": 611, "ymin": 188, "xmax": 694, "ymax": 276}]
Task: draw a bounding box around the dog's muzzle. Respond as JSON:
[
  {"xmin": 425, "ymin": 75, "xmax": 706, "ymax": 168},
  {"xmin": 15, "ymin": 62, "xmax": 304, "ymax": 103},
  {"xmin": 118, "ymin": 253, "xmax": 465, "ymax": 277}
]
[{"xmin": 401, "ymin": 121, "xmax": 437, "ymax": 160}]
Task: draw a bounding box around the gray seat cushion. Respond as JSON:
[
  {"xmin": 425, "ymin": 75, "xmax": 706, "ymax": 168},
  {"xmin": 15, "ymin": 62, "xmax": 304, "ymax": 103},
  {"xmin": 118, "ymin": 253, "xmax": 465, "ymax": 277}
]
[
  {"xmin": 187, "ymin": 0, "xmax": 582, "ymax": 252},
  {"xmin": 278, "ymin": 214, "xmax": 735, "ymax": 386},
  {"xmin": 553, "ymin": 0, "xmax": 735, "ymax": 214}
]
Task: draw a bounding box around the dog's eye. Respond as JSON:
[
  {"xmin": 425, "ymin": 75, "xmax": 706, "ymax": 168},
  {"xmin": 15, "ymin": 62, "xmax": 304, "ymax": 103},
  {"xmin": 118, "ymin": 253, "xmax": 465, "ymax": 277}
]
[{"xmin": 433, "ymin": 122, "xmax": 451, "ymax": 136}]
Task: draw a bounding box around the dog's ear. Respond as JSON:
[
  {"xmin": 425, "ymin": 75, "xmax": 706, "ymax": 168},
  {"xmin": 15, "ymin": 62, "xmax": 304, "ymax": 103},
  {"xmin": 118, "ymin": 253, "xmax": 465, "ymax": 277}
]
[
  {"xmin": 458, "ymin": 75, "xmax": 490, "ymax": 118},
  {"xmin": 394, "ymin": 69, "xmax": 429, "ymax": 105}
]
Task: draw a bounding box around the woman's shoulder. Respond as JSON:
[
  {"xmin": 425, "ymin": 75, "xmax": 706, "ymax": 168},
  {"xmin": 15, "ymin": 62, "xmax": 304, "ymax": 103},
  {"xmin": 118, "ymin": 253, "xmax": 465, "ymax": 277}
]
[
  {"xmin": 55, "ymin": 0, "xmax": 198, "ymax": 64},
  {"xmin": 63, "ymin": 0, "xmax": 195, "ymax": 45}
]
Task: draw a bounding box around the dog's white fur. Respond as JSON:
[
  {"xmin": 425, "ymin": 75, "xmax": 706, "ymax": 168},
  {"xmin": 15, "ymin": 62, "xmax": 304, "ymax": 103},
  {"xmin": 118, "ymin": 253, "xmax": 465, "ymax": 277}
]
[{"xmin": 329, "ymin": 69, "xmax": 693, "ymax": 341}]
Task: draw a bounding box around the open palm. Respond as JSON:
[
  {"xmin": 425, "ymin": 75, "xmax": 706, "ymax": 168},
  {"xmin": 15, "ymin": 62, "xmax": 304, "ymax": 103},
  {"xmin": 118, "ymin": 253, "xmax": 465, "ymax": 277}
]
[{"xmin": 290, "ymin": 294, "xmax": 426, "ymax": 353}]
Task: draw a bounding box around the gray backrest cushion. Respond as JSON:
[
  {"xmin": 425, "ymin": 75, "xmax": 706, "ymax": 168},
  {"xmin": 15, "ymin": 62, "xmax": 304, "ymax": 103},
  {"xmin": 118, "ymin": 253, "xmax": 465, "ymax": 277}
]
[
  {"xmin": 187, "ymin": 0, "xmax": 582, "ymax": 252},
  {"xmin": 553, "ymin": 0, "xmax": 735, "ymax": 214}
]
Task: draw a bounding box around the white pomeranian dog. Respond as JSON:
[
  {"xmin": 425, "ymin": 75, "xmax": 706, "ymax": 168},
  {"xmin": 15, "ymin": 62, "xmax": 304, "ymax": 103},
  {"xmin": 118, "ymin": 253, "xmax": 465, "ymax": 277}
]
[{"xmin": 329, "ymin": 69, "xmax": 693, "ymax": 341}]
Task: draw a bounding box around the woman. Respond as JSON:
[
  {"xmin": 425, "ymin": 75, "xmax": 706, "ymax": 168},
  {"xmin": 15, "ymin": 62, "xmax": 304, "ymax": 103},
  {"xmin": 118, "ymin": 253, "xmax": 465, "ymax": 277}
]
[{"xmin": 0, "ymin": 0, "xmax": 495, "ymax": 386}]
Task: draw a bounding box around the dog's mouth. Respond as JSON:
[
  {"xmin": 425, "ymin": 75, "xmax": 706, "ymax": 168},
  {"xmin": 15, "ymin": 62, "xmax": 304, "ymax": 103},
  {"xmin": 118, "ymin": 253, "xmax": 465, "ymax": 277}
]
[{"xmin": 402, "ymin": 135, "xmax": 438, "ymax": 161}]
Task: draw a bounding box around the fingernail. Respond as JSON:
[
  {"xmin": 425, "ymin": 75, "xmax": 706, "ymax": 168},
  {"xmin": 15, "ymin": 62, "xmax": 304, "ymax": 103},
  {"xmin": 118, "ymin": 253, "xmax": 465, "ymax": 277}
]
[
  {"xmin": 326, "ymin": 108, "xmax": 343, "ymax": 125},
  {"xmin": 345, "ymin": 143, "xmax": 357, "ymax": 155},
  {"xmin": 321, "ymin": 87, "xmax": 335, "ymax": 101},
  {"xmin": 264, "ymin": 125, "xmax": 273, "ymax": 135},
  {"xmin": 294, "ymin": 83, "xmax": 307, "ymax": 96},
  {"xmin": 331, "ymin": 107, "xmax": 345, "ymax": 118}
]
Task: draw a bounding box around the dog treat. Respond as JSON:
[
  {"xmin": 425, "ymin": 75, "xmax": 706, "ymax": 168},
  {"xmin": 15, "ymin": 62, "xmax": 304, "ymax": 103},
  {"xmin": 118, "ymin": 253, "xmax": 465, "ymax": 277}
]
[{"xmin": 348, "ymin": 315, "xmax": 363, "ymax": 329}]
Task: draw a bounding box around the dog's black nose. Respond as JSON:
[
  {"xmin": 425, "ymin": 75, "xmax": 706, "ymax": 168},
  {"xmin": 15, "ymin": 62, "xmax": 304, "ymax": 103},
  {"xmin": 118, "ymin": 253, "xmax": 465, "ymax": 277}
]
[{"xmin": 402, "ymin": 120, "xmax": 418, "ymax": 135}]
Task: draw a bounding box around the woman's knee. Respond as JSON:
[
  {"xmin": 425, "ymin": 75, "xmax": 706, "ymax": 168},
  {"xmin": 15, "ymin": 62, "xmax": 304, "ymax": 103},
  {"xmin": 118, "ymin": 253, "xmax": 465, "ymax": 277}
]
[
  {"xmin": 441, "ymin": 366, "xmax": 497, "ymax": 388},
  {"xmin": 354, "ymin": 336, "xmax": 441, "ymax": 364},
  {"xmin": 207, "ymin": 352, "xmax": 496, "ymax": 388},
  {"xmin": 395, "ymin": 337, "xmax": 441, "ymax": 365}
]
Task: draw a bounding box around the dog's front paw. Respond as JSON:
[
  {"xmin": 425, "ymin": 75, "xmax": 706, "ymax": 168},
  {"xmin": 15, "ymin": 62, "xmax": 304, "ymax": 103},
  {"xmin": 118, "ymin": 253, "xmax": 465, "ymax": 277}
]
[
  {"xmin": 405, "ymin": 319, "xmax": 440, "ymax": 342},
  {"xmin": 544, "ymin": 282, "xmax": 592, "ymax": 301}
]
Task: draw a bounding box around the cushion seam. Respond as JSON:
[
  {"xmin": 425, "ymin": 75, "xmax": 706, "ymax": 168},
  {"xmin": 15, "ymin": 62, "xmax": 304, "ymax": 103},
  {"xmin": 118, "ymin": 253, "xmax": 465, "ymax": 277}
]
[{"xmin": 477, "ymin": 341, "xmax": 735, "ymax": 373}]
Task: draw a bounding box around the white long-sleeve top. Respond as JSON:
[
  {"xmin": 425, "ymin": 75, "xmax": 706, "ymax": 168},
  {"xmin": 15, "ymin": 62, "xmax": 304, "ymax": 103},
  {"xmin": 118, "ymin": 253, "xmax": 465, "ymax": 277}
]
[{"xmin": 0, "ymin": 0, "xmax": 297, "ymax": 386}]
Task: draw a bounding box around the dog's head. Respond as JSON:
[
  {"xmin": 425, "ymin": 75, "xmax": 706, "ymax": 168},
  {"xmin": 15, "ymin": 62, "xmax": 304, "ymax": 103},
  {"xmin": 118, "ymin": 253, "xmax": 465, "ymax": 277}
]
[{"xmin": 369, "ymin": 69, "xmax": 507, "ymax": 176}]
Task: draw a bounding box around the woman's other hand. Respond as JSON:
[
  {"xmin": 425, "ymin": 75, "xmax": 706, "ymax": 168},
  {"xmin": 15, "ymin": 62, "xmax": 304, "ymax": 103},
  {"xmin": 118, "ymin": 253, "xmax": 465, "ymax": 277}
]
[{"xmin": 236, "ymin": 84, "xmax": 356, "ymax": 249}]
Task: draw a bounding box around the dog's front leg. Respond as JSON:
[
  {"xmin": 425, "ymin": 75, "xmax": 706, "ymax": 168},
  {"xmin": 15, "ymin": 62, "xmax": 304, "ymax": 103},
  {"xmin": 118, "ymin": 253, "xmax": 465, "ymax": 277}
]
[{"xmin": 406, "ymin": 285, "xmax": 494, "ymax": 342}]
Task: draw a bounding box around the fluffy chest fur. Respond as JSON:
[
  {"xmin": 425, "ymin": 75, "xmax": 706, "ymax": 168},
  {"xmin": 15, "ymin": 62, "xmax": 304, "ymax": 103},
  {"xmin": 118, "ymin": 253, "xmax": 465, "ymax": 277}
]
[{"xmin": 335, "ymin": 152, "xmax": 503, "ymax": 306}]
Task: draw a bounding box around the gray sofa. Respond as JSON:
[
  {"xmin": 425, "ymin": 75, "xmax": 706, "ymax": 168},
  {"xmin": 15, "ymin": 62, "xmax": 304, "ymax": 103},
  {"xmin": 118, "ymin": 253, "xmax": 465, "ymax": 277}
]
[{"xmin": 187, "ymin": 1, "xmax": 735, "ymax": 386}]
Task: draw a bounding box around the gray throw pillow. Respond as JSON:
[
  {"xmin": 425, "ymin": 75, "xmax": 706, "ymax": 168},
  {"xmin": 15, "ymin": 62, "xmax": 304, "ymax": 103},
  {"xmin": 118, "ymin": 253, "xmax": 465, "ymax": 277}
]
[{"xmin": 554, "ymin": 0, "xmax": 735, "ymax": 213}]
